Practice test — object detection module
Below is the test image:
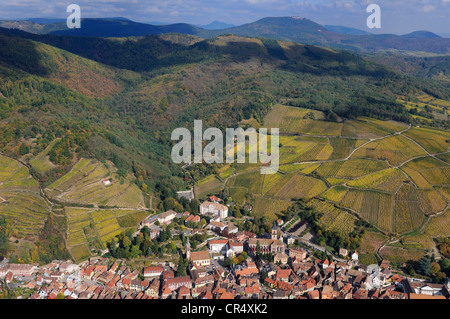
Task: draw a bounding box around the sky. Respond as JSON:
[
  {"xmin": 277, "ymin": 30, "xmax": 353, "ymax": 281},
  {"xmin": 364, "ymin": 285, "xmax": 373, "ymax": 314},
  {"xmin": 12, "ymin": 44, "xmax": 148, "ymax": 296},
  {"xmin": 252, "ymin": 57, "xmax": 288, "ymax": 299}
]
[{"xmin": 1, "ymin": 0, "xmax": 449, "ymax": 36}]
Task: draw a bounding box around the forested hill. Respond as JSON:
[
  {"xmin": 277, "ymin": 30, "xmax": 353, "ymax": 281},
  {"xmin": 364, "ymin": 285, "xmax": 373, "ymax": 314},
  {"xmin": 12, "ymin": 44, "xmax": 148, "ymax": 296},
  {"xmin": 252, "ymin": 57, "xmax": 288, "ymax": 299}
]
[
  {"xmin": 0, "ymin": 29, "xmax": 449, "ymax": 198},
  {"xmin": 2, "ymin": 16, "xmax": 450, "ymax": 54}
]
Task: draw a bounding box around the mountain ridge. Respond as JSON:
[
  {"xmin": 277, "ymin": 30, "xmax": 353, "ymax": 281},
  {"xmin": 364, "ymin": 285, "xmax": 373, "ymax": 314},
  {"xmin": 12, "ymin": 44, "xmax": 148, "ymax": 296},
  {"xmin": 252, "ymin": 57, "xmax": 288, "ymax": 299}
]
[{"xmin": 0, "ymin": 16, "xmax": 449, "ymax": 54}]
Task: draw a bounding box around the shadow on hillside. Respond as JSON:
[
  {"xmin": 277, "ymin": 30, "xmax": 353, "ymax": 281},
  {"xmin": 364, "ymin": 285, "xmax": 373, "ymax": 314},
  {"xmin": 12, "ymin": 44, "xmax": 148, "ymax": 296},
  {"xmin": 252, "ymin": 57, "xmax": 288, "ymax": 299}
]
[{"xmin": 0, "ymin": 34, "xmax": 49, "ymax": 76}]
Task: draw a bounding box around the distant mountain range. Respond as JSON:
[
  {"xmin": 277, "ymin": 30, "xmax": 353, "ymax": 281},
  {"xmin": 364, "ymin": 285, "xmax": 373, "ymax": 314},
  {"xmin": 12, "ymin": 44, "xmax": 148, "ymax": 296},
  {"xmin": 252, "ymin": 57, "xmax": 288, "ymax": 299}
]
[
  {"xmin": 0, "ymin": 16, "xmax": 448, "ymax": 54},
  {"xmin": 324, "ymin": 25, "xmax": 371, "ymax": 36},
  {"xmin": 196, "ymin": 21, "xmax": 236, "ymax": 30},
  {"xmin": 401, "ymin": 31, "xmax": 442, "ymax": 39}
]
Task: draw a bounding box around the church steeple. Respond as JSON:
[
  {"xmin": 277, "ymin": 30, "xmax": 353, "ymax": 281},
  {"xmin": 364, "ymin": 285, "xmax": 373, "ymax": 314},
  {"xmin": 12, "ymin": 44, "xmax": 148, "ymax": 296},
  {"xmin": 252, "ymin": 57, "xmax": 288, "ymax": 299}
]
[
  {"xmin": 186, "ymin": 236, "xmax": 191, "ymax": 260},
  {"xmin": 271, "ymin": 221, "xmax": 279, "ymax": 240}
]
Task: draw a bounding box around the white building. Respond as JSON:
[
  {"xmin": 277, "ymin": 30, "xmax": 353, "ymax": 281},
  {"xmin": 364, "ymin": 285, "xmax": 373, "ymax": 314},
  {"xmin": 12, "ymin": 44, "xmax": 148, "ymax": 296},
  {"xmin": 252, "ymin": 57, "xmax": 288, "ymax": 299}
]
[
  {"xmin": 208, "ymin": 239, "xmax": 243, "ymax": 259},
  {"xmin": 199, "ymin": 201, "xmax": 228, "ymax": 220},
  {"xmin": 157, "ymin": 210, "xmax": 177, "ymax": 225}
]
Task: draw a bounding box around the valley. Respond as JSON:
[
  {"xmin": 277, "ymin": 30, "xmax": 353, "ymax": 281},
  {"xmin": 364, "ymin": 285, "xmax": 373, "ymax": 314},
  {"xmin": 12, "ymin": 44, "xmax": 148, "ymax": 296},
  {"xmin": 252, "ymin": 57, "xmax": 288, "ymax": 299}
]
[{"xmin": 0, "ymin": 26, "xmax": 448, "ymax": 274}]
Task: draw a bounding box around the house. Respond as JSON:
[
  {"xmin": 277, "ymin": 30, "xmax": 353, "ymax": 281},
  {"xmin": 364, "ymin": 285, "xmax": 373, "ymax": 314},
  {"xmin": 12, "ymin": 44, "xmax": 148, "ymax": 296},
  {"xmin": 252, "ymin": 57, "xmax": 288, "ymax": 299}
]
[
  {"xmin": 199, "ymin": 201, "xmax": 228, "ymax": 220},
  {"xmin": 288, "ymin": 247, "xmax": 307, "ymax": 261},
  {"xmin": 208, "ymin": 195, "xmax": 222, "ymax": 203},
  {"xmin": 274, "ymin": 253, "xmax": 288, "ymax": 265},
  {"xmin": 207, "ymin": 221, "xmax": 227, "ymax": 233},
  {"xmin": 307, "ymin": 289, "xmax": 320, "ymax": 299},
  {"xmin": 0, "ymin": 264, "xmax": 36, "ymax": 277},
  {"xmin": 233, "ymin": 231, "xmax": 256, "ymax": 242},
  {"xmin": 339, "ymin": 248, "xmax": 348, "ymax": 257},
  {"xmin": 408, "ymin": 281, "xmax": 445, "ymax": 296},
  {"xmin": 143, "ymin": 266, "xmax": 164, "ymax": 278},
  {"xmin": 190, "ymin": 250, "xmax": 211, "ymax": 267},
  {"xmin": 149, "ymin": 227, "xmax": 161, "ymax": 240},
  {"xmin": 276, "ymin": 269, "xmax": 292, "ymax": 283},
  {"xmin": 157, "ymin": 210, "xmax": 177, "ymax": 225},
  {"xmin": 351, "ymin": 251, "xmax": 359, "ymax": 261},
  {"xmin": 59, "ymin": 263, "xmax": 78, "ymax": 274},
  {"xmin": 185, "ymin": 214, "xmax": 200, "ymax": 225},
  {"xmin": 208, "ymin": 239, "xmax": 229, "ymax": 254},
  {"xmin": 4, "ymin": 271, "xmax": 13, "ymax": 283},
  {"xmin": 223, "ymin": 223, "xmax": 239, "ymax": 236},
  {"xmin": 194, "ymin": 275, "xmax": 215, "ymax": 287},
  {"xmin": 103, "ymin": 179, "xmax": 111, "ymax": 186},
  {"xmin": 273, "ymin": 289, "xmax": 289, "ymax": 299},
  {"xmin": 264, "ymin": 277, "xmax": 277, "ymax": 289},
  {"xmin": 208, "ymin": 239, "xmax": 243, "ymax": 258},
  {"xmin": 145, "ymin": 279, "xmax": 160, "ymax": 298},
  {"xmin": 164, "ymin": 276, "xmax": 192, "ymax": 291},
  {"xmin": 177, "ymin": 285, "xmax": 191, "ymax": 299}
]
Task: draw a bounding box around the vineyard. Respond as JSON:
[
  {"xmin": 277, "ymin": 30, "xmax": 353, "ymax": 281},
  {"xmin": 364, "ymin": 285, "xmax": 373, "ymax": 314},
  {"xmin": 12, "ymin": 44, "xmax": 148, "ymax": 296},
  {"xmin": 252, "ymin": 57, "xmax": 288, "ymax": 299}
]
[
  {"xmin": 307, "ymin": 199, "xmax": 356, "ymax": 236},
  {"xmin": 320, "ymin": 186, "xmax": 348, "ymax": 203},
  {"xmin": 342, "ymin": 118, "xmax": 407, "ymax": 139},
  {"xmin": 404, "ymin": 210, "xmax": 450, "ymax": 250},
  {"xmin": 195, "ymin": 174, "xmax": 225, "ymax": 199},
  {"xmin": 46, "ymin": 158, "xmax": 146, "ymax": 208},
  {"xmin": 379, "ymin": 246, "xmax": 425, "ymax": 263},
  {"xmin": 403, "ymin": 126, "xmax": 450, "ymax": 154},
  {"xmin": 347, "ymin": 168, "xmax": 406, "ymax": 193},
  {"xmin": 351, "ymin": 134, "xmax": 426, "ymax": 166},
  {"xmin": 271, "ymin": 173, "xmax": 327, "ymax": 199},
  {"xmin": 263, "ymin": 104, "xmax": 341, "ymax": 136},
  {"xmin": 315, "ymin": 159, "xmax": 389, "ymax": 179},
  {"xmin": 252, "ymin": 197, "xmax": 292, "ymax": 223},
  {"xmin": 188, "ymin": 108, "xmax": 450, "ymax": 264},
  {"xmin": 402, "ymin": 156, "xmax": 450, "ymax": 187},
  {"xmin": 66, "ymin": 207, "xmax": 149, "ymax": 261},
  {"xmin": 328, "ymin": 137, "xmax": 357, "ymax": 160},
  {"xmin": 0, "ymin": 155, "xmax": 50, "ymax": 239}
]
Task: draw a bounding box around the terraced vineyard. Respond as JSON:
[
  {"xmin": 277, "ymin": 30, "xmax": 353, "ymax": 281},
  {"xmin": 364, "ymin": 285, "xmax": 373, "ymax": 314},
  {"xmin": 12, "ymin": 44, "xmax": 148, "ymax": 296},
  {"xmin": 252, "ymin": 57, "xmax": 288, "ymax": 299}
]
[
  {"xmin": 350, "ymin": 134, "xmax": 427, "ymax": 166},
  {"xmin": 46, "ymin": 158, "xmax": 145, "ymax": 208},
  {"xmin": 307, "ymin": 199, "xmax": 357, "ymax": 236},
  {"xmin": 0, "ymin": 155, "xmax": 50, "ymax": 239},
  {"xmin": 196, "ymin": 104, "xmax": 449, "ymax": 262},
  {"xmin": 66, "ymin": 207, "xmax": 150, "ymax": 261}
]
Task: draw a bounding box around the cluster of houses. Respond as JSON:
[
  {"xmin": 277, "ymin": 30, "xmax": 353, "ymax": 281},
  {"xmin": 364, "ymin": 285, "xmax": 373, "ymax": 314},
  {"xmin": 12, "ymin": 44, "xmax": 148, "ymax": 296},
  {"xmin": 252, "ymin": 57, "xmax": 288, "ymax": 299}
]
[
  {"xmin": 1, "ymin": 196, "xmax": 449, "ymax": 300},
  {"xmin": 1, "ymin": 239, "xmax": 449, "ymax": 299}
]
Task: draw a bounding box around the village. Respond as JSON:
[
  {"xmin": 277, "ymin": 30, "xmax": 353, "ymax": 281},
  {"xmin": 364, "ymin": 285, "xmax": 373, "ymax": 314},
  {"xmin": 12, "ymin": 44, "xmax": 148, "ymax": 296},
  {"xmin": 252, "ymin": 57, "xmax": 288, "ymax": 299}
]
[{"xmin": 0, "ymin": 196, "xmax": 449, "ymax": 300}]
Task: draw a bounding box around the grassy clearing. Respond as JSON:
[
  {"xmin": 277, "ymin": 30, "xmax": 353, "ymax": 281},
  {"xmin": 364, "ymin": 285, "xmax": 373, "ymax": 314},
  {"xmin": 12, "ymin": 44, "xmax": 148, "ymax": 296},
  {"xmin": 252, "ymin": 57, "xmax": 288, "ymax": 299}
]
[
  {"xmin": 359, "ymin": 231, "xmax": 388, "ymax": 254},
  {"xmin": 29, "ymin": 138, "xmax": 60, "ymax": 175},
  {"xmin": 227, "ymin": 187, "xmax": 248, "ymax": 205}
]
